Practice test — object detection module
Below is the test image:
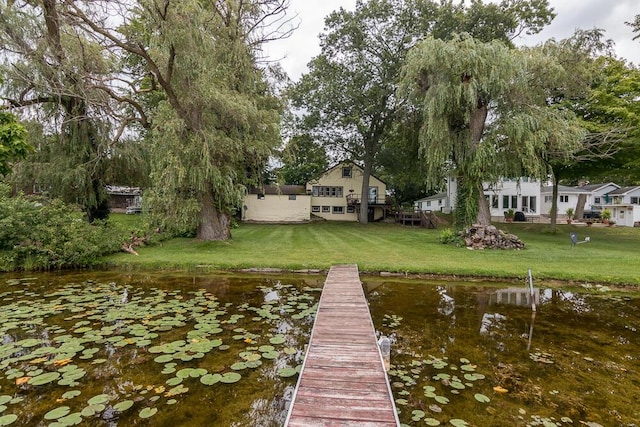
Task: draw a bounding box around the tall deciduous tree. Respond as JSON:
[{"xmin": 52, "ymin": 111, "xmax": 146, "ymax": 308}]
[
  {"xmin": 563, "ymin": 57, "xmax": 640, "ymax": 186},
  {"xmin": 401, "ymin": 34, "xmax": 585, "ymax": 227},
  {"xmin": 0, "ymin": 1, "xmax": 118, "ymax": 221},
  {"xmin": 0, "ymin": 110, "xmax": 30, "ymax": 176},
  {"xmin": 289, "ymin": 0, "xmax": 554, "ymax": 223},
  {"xmin": 278, "ymin": 134, "xmax": 328, "ymax": 185},
  {"xmin": 65, "ymin": 0, "xmax": 288, "ymax": 240},
  {"xmin": 290, "ymin": 0, "xmax": 429, "ymax": 223}
]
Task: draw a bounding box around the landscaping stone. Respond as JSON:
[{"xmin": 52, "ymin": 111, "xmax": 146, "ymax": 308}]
[{"xmin": 462, "ymin": 224, "xmax": 525, "ymax": 250}]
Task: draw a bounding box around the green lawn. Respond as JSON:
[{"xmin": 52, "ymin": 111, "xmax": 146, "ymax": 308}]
[{"xmin": 105, "ymin": 216, "xmax": 640, "ymax": 286}]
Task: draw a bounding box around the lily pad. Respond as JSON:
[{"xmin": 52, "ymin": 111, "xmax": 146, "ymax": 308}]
[
  {"xmin": 139, "ymin": 407, "xmax": 157, "ymax": 419},
  {"xmin": 87, "ymin": 394, "xmax": 110, "ymax": 405},
  {"xmin": 474, "ymin": 393, "xmax": 490, "ymax": 403},
  {"xmin": 278, "ymin": 367, "xmax": 297, "ymax": 378},
  {"xmin": 200, "ymin": 374, "xmax": 222, "ymax": 386},
  {"xmin": 0, "ymin": 414, "xmax": 17, "ymax": 426},
  {"xmin": 220, "ymin": 372, "xmax": 242, "ymax": 383},
  {"xmin": 112, "ymin": 400, "xmax": 134, "ymax": 412},
  {"xmin": 28, "ymin": 372, "xmax": 61, "ymax": 385},
  {"xmin": 269, "ymin": 335, "xmax": 286, "ymax": 345},
  {"xmin": 44, "ymin": 406, "xmax": 71, "ymax": 420}
]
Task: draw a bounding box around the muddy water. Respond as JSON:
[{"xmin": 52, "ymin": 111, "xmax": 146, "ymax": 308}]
[
  {"xmin": 366, "ymin": 280, "xmax": 640, "ymax": 426},
  {"xmin": 0, "ymin": 272, "xmax": 322, "ymax": 426},
  {"xmin": 2, "ymin": 271, "xmax": 639, "ymax": 426}
]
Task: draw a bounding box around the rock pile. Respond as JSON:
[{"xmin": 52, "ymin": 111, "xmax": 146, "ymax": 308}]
[{"xmin": 463, "ymin": 224, "xmax": 525, "ymax": 250}]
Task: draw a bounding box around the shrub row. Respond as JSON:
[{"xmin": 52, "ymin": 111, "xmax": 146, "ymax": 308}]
[{"xmin": 0, "ymin": 185, "xmax": 125, "ymax": 270}]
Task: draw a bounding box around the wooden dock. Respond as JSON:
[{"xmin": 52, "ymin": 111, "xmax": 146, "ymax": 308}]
[{"xmin": 285, "ymin": 265, "xmax": 400, "ymax": 426}]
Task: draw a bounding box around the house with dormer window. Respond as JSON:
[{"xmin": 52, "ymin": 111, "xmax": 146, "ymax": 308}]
[{"xmin": 241, "ymin": 162, "xmax": 389, "ymax": 223}]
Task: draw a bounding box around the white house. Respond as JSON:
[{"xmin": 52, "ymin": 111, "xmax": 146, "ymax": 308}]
[
  {"xmin": 540, "ymin": 185, "xmax": 591, "ymax": 218},
  {"xmin": 446, "ymin": 177, "xmax": 542, "ymax": 219},
  {"xmin": 578, "ymin": 182, "xmax": 620, "ymax": 210},
  {"xmin": 414, "ymin": 192, "xmax": 451, "ymax": 213},
  {"xmin": 603, "ymin": 186, "xmax": 640, "ymax": 227}
]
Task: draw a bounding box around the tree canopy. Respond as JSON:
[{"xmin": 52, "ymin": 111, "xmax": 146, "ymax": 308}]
[
  {"xmin": 401, "ymin": 33, "xmax": 585, "ymax": 226},
  {"xmin": 0, "ymin": 110, "xmax": 30, "ymax": 177},
  {"xmin": 1, "ymin": 0, "xmax": 289, "ymax": 239},
  {"xmin": 288, "ymin": 0, "xmax": 554, "ymax": 222}
]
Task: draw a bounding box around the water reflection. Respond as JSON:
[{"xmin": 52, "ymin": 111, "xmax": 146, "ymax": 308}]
[{"xmin": 365, "ymin": 279, "xmax": 640, "ymax": 426}]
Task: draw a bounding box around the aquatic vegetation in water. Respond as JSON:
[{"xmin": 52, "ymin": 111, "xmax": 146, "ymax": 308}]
[
  {"xmin": 368, "ymin": 281, "xmax": 640, "ymax": 426},
  {"xmin": 0, "ymin": 275, "xmax": 320, "ymax": 425}
]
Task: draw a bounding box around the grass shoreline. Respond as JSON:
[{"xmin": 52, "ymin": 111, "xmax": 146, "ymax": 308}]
[{"xmin": 102, "ymin": 217, "xmax": 640, "ymax": 288}]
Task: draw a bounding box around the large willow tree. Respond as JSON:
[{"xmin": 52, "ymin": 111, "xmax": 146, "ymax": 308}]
[
  {"xmin": 401, "ymin": 34, "xmax": 585, "ymax": 227},
  {"xmin": 0, "ymin": 1, "xmax": 120, "ymax": 221},
  {"xmin": 65, "ymin": 0, "xmax": 286, "ymax": 239}
]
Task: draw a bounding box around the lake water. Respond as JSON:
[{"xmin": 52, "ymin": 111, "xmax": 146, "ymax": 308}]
[
  {"xmin": 0, "ymin": 272, "xmax": 638, "ymax": 426},
  {"xmin": 366, "ymin": 279, "xmax": 640, "ymax": 426}
]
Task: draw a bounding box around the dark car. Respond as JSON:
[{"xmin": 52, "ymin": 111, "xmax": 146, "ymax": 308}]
[{"xmin": 583, "ymin": 210, "xmax": 601, "ymax": 219}]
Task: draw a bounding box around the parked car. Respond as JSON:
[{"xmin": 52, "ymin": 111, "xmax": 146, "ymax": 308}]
[{"xmin": 582, "ymin": 210, "xmax": 601, "ymax": 219}]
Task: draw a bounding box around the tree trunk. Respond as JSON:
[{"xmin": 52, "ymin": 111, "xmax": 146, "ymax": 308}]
[
  {"xmin": 197, "ymin": 189, "xmax": 231, "ymax": 240},
  {"xmin": 476, "ymin": 182, "xmax": 492, "ymax": 226},
  {"xmin": 359, "ymin": 161, "xmax": 372, "ymax": 224},
  {"xmin": 550, "ymin": 175, "xmax": 559, "ymax": 232},
  {"xmin": 575, "ymin": 193, "xmax": 587, "ymax": 220}
]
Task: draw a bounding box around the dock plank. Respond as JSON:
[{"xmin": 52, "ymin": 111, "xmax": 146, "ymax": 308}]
[{"xmin": 285, "ymin": 265, "xmax": 399, "ymax": 426}]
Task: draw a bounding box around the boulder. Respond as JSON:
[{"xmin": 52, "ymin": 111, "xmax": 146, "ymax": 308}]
[{"xmin": 462, "ymin": 224, "xmax": 525, "ymax": 250}]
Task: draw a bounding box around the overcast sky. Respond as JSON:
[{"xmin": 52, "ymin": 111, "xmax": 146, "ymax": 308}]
[{"xmin": 263, "ymin": 0, "xmax": 640, "ymax": 80}]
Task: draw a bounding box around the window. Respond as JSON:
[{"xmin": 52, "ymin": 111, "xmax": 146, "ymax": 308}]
[
  {"xmin": 511, "ymin": 195, "xmax": 518, "ymax": 209},
  {"xmin": 332, "ymin": 206, "xmax": 344, "ymax": 214},
  {"xmin": 288, "ymin": 194, "xmax": 296, "ymax": 200},
  {"xmin": 312, "ymin": 186, "xmax": 343, "ymax": 197},
  {"xmin": 322, "ymin": 206, "xmax": 330, "ymax": 213},
  {"xmin": 631, "ymin": 197, "xmax": 639, "ymax": 205},
  {"xmin": 342, "ymin": 167, "xmax": 352, "ymax": 178},
  {"xmin": 426, "ymin": 201, "xmax": 431, "ymax": 207},
  {"xmin": 522, "ymin": 196, "xmax": 537, "ymax": 213},
  {"xmin": 347, "ymin": 206, "xmax": 355, "ymax": 213},
  {"xmin": 560, "ymin": 195, "xmax": 568, "ymax": 203},
  {"xmin": 544, "ymin": 195, "xmax": 552, "ymax": 203},
  {"xmin": 312, "ymin": 206, "xmax": 320, "ymax": 212},
  {"xmin": 491, "ymin": 195, "xmax": 498, "ymax": 209},
  {"xmin": 503, "ymin": 195, "xmax": 509, "ymax": 209},
  {"xmin": 594, "ymin": 197, "xmax": 601, "ymax": 204}
]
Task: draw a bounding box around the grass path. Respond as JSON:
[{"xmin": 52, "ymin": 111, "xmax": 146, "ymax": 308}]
[{"xmin": 105, "ymin": 218, "xmax": 640, "ymax": 286}]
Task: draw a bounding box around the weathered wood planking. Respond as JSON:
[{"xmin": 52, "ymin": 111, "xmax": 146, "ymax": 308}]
[{"xmin": 285, "ymin": 265, "xmax": 399, "ymax": 427}]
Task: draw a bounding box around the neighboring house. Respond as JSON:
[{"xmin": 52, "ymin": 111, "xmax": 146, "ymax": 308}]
[
  {"xmin": 446, "ymin": 177, "xmax": 542, "ymax": 218},
  {"xmin": 106, "ymin": 185, "xmax": 142, "ymax": 213},
  {"xmin": 242, "ymin": 185, "xmax": 310, "ymax": 222},
  {"xmin": 602, "ymin": 186, "xmax": 640, "ymax": 227},
  {"xmin": 578, "ymin": 182, "xmax": 619, "ymax": 210},
  {"xmin": 540, "ymin": 185, "xmax": 591, "ymax": 217},
  {"xmin": 540, "ymin": 182, "xmax": 620, "ymax": 219},
  {"xmin": 414, "ymin": 192, "xmax": 451, "ymax": 213},
  {"xmin": 241, "ymin": 162, "xmax": 389, "ymax": 223},
  {"xmin": 306, "ymin": 163, "xmax": 388, "ymax": 222}
]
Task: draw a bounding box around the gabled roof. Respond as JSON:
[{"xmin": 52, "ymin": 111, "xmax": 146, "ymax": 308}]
[
  {"xmin": 415, "ymin": 192, "xmax": 447, "ymax": 203},
  {"xmin": 541, "ymin": 185, "xmax": 591, "ymax": 194},
  {"xmin": 608, "ymin": 186, "xmax": 640, "ymax": 195},
  {"xmin": 248, "ymin": 185, "xmax": 307, "ymax": 195},
  {"xmin": 578, "ymin": 182, "xmax": 620, "ymax": 192},
  {"xmin": 310, "ymin": 161, "xmax": 387, "ymax": 185}
]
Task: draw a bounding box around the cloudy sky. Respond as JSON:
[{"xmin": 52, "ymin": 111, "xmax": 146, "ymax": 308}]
[{"xmin": 263, "ymin": 0, "xmax": 639, "ymax": 80}]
